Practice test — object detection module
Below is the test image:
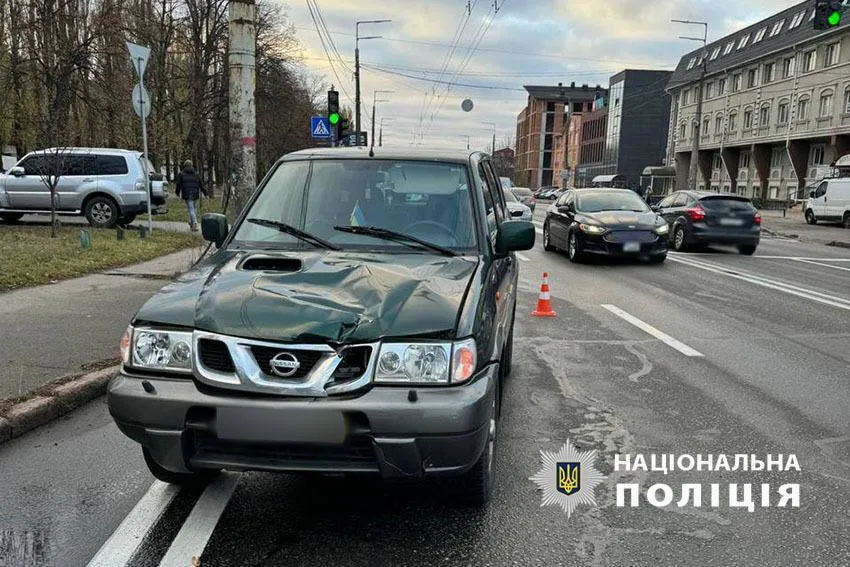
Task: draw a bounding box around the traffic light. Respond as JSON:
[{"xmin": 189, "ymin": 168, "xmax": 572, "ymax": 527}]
[
  {"xmin": 815, "ymin": 0, "xmax": 843, "ymax": 29},
  {"xmin": 327, "ymin": 89, "xmax": 340, "ymax": 135},
  {"xmin": 338, "ymin": 116, "xmax": 350, "ymax": 144},
  {"xmin": 827, "ymin": 0, "xmax": 843, "ymax": 26}
]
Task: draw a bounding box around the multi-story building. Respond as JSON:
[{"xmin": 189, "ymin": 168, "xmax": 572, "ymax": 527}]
[
  {"xmin": 492, "ymin": 147, "xmax": 516, "ymax": 181},
  {"xmin": 515, "ymin": 83, "xmax": 604, "ymax": 188},
  {"xmin": 575, "ymin": 107, "xmax": 608, "ymax": 187},
  {"xmin": 566, "ymin": 113, "xmax": 584, "ymax": 187},
  {"xmin": 666, "ymin": 0, "xmax": 850, "ymax": 201},
  {"xmin": 551, "ymin": 121, "xmax": 568, "ymax": 188},
  {"xmin": 575, "ymin": 70, "xmax": 673, "ymax": 188}
]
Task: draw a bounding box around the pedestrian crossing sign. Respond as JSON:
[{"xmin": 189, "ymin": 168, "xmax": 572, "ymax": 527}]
[{"xmin": 311, "ymin": 116, "xmax": 332, "ymax": 139}]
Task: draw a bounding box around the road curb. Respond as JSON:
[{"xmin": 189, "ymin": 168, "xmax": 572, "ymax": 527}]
[{"xmin": 0, "ymin": 365, "xmax": 119, "ymax": 446}]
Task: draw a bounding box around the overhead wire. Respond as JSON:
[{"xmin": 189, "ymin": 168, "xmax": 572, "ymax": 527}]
[{"xmin": 305, "ymin": 0, "xmax": 354, "ymax": 103}]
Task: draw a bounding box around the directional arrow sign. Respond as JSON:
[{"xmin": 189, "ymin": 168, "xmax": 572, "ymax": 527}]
[
  {"xmin": 132, "ymin": 84, "xmax": 151, "ymax": 119},
  {"xmin": 126, "ymin": 41, "xmax": 151, "ymax": 79}
]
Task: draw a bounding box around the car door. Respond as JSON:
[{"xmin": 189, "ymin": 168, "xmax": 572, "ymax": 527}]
[
  {"xmin": 481, "ymin": 158, "xmax": 514, "ymax": 363},
  {"xmin": 57, "ymin": 154, "xmax": 97, "ymax": 211},
  {"xmin": 548, "ymin": 191, "xmax": 572, "ymax": 247},
  {"xmin": 4, "ymin": 155, "xmax": 53, "ymax": 209},
  {"xmin": 812, "ymin": 181, "xmax": 828, "ymax": 219}
]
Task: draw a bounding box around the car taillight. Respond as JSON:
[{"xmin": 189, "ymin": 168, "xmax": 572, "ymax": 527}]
[
  {"xmin": 754, "ymin": 212, "xmax": 762, "ymax": 225},
  {"xmin": 686, "ymin": 205, "xmax": 705, "ymax": 222}
]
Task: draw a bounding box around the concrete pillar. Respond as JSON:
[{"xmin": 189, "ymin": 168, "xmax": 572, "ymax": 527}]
[
  {"xmin": 698, "ymin": 150, "xmax": 712, "ymax": 189},
  {"xmin": 787, "ymin": 139, "xmax": 809, "ymax": 199},
  {"xmin": 675, "ymin": 151, "xmax": 690, "ymax": 191},
  {"xmin": 752, "ymin": 144, "xmax": 771, "ymax": 199},
  {"xmin": 721, "ymin": 147, "xmax": 740, "ymax": 193}
]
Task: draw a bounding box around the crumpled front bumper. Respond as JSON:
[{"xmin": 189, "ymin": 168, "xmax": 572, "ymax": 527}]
[{"xmin": 108, "ymin": 364, "xmax": 497, "ymax": 480}]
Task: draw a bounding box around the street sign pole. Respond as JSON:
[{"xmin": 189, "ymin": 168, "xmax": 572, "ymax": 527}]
[{"xmin": 137, "ymin": 58, "xmax": 152, "ymax": 234}]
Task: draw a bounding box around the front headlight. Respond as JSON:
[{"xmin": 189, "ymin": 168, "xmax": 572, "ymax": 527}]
[
  {"xmin": 375, "ymin": 338, "xmax": 477, "ymax": 385},
  {"xmin": 124, "ymin": 326, "xmax": 193, "ymax": 374},
  {"xmin": 654, "ymin": 222, "xmax": 669, "ymax": 235},
  {"xmin": 579, "ymin": 223, "xmax": 605, "ymax": 234}
]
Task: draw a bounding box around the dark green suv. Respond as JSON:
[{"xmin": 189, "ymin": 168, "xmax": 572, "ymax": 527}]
[{"xmin": 108, "ymin": 148, "xmax": 534, "ymax": 506}]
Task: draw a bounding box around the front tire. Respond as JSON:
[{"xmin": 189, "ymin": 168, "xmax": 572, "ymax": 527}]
[
  {"xmin": 456, "ymin": 385, "xmax": 497, "ymax": 507},
  {"xmin": 543, "ymin": 223, "xmax": 555, "ymax": 251},
  {"xmin": 0, "ymin": 212, "xmax": 24, "ymax": 223},
  {"xmin": 738, "ymin": 244, "xmax": 758, "ymax": 255},
  {"xmin": 143, "ymin": 447, "xmax": 218, "ymax": 487},
  {"xmin": 85, "ymin": 196, "xmax": 119, "ymax": 228},
  {"xmin": 567, "ymin": 231, "xmax": 584, "ymax": 263},
  {"xmin": 805, "ymin": 209, "xmax": 817, "ymax": 225}
]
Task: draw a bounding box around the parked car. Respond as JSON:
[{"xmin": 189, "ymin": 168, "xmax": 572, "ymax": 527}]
[
  {"xmin": 543, "ymin": 188, "xmax": 668, "ymax": 264},
  {"xmin": 107, "ymin": 148, "xmax": 535, "ymax": 507},
  {"xmin": 511, "ymin": 187, "xmax": 535, "ymax": 212},
  {"xmin": 804, "ymin": 178, "xmax": 850, "ymax": 228},
  {"xmin": 503, "ymin": 186, "xmax": 532, "ymax": 221},
  {"xmin": 535, "ymin": 186, "xmax": 561, "ymax": 200},
  {"xmin": 500, "ymin": 176, "xmax": 513, "ymax": 189},
  {"xmin": 653, "ymin": 191, "xmax": 761, "ymax": 254},
  {"xmin": 0, "ymin": 147, "xmax": 166, "ymax": 227}
]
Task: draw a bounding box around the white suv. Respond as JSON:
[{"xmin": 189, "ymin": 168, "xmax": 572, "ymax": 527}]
[{"xmin": 0, "ymin": 147, "xmax": 166, "ymax": 228}]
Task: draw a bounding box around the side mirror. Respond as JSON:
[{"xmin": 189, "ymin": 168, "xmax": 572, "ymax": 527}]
[
  {"xmin": 809, "ymin": 190, "xmax": 816, "ymax": 198},
  {"xmin": 9, "ymin": 166, "xmax": 24, "ymax": 177},
  {"xmin": 201, "ymin": 213, "xmax": 228, "ymax": 248},
  {"xmin": 495, "ymin": 220, "xmax": 535, "ymax": 254},
  {"xmin": 651, "ymin": 204, "xmax": 660, "ymax": 212}
]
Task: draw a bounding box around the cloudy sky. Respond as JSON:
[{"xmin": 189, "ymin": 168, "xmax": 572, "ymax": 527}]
[{"xmin": 284, "ymin": 0, "xmax": 803, "ymax": 150}]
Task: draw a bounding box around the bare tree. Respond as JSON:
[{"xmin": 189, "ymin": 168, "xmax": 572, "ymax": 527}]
[{"xmin": 31, "ymin": 147, "xmax": 73, "ymax": 237}]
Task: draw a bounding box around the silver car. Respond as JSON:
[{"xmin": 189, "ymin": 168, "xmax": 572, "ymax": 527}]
[
  {"xmin": 503, "ymin": 187, "xmax": 532, "ymax": 221},
  {"xmin": 511, "ymin": 187, "xmax": 536, "ymax": 212},
  {"xmin": 0, "ymin": 147, "xmax": 166, "ymax": 227}
]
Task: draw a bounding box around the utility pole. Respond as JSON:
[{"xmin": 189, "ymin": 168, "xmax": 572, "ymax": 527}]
[
  {"xmin": 672, "ymin": 19, "xmax": 708, "ymax": 191},
  {"xmin": 355, "ymin": 19, "xmax": 391, "ymax": 136},
  {"xmin": 229, "ymin": 0, "xmax": 256, "ymax": 218},
  {"xmin": 371, "ymin": 90, "xmax": 393, "ymax": 150},
  {"xmin": 482, "ymin": 122, "xmax": 496, "ymax": 154},
  {"xmin": 379, "ymin": 117, "xmax": 393, "ymax": 147}
]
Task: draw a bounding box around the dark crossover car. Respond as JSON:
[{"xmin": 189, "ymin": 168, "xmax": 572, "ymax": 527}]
[
  {"xmin": 543, "ymin": 189, "xmax": 669, "ymax": 263},
  {"xmin": 652, "ymin": 191, "xmax": 761, "ymax": 254},
  {"xmin": 108, "ymin": 148, "xmax": 535, "ymax": 506}
]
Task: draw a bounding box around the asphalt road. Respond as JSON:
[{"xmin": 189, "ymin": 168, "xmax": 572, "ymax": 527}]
[{"xmin": 1, "ymin": 217, "xmax": 849, "ymax": 566}]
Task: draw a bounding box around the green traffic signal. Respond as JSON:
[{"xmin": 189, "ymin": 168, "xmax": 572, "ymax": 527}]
[
  {"xmin": 329, "ymin": 113, "xmax": 340, "ymax": 125},
  {"xmin": 828, "ymin": 11, "xmax": 841, "ymax": 25}
]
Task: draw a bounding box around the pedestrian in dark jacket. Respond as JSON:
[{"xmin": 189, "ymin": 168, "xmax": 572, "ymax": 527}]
[{"xmin": 175, "ymin": 160, "xmax": 207, "ymax": 231}]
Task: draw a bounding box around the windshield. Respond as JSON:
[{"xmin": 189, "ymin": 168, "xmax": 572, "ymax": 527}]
[
  {"xmin": 577, "ymin": 191, "xmax": 650, "ymax": 213},
  {"xmin": 699, "ymin": 197, "xmax": 755, "ymax": 212},
  {"xmin": 233, "ymin": 159, "xmax": 477, "ymax": 252},
  {"xmin": 503, "ymin": 188, "xmax": 518, "ymax": 202}
]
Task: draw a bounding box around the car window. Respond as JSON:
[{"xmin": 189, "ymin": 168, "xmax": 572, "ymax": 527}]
[
  {"xmin": 672, "ymin": 193, "xmax": 691, "ymax": 207},
  {"xmin": 19, "ymin": 156, "xmax": 48, "ymax": 175},
  {"xmin": 555, "ymin": 193, "xmax": 569, "ymax": 207},
  {"xmin": 97, "ymin": 155, "xmax": 129, "ymax": 175},
  {"xmin": 233, "ymin": 159, "xmax": 477, "ymax": 252},
  {"xmin": 657, "ymin": 194, "xmax": 676, "ymax": 208},
  {"xmin": 503, "ymin": 188, "xmax": 518, "ymax": 202},
  {"xmin": 576, "ymin": 191, "xmax": 650, "ymax": 213},
  {"xmin": 699, "ymin": 197, "xmax": 755, "ymax": 212},
  {"xmin": 480, "ymin": 160, "xmax": 505, "ymax": 226},
  {"xmin": 62, "ymin": 155, "xmax": 96, "ymax": 176},
  {"xmin": 815, "ymin": 182, "xmax": 827, "ymax": 197}
]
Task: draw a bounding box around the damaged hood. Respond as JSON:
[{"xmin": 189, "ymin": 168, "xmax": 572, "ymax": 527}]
[{"xmin": 133, "ymin": 250, "xmax": 479, "ymax": 343}]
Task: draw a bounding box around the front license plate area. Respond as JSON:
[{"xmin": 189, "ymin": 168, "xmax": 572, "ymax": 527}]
[{"xmin": 623, "ymin": 241, "xmax": 640, "ymax": 252}]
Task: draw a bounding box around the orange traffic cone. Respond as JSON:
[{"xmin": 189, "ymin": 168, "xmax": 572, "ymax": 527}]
[{"xmin": 532, "ymin": 272, "xmax": 557, "ymax": 317}]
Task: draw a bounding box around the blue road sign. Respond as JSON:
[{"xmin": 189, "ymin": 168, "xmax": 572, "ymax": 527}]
[{"xmin": 311, "ymin": 116, "xmax": 332, "ymax": 139}]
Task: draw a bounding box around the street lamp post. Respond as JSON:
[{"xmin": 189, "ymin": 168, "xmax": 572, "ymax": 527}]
[
  {"xmin": 379, "ymin": 117, "xmax": 394, "ymax": 147},
  {"xmin": 672, "ymin": 19, "xmax": 708, "ymax": 191},
  {"xmin": 355, "ymin": 19, "xmax": 391, "ymax": 135},
  {"xmin": 482, "ymin": 121, "xmax": 496, "ymax": 155},
  {"xmin": 371, "ymin": 90, "xmax": 393, "ymax": 149}
]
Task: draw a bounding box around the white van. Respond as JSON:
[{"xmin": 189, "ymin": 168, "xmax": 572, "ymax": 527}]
[{"xmin": 805, "ymin": 177, "xmax": 850, "ymax": 228}]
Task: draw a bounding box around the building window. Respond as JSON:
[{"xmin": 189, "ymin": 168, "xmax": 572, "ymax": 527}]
[
  {"xmin": 789, "ymin": 10, "xmax": 807, "ymax": 29},
  {"xmin": 778, "ymin": 101, "xmax": 790, "ymax": 124},
  {"xmin": 717, "ymin": 78, "xmax": 726, "ymax": 95},
  {"xmin": 703, "ymin": 115, "xmax": 710, "ymax": 135},
  {"xmin": 819, "ymin": 91, "xmax": 834, "ymax": 117},
  {"xmin": 771, "ymin": 148, "xmax": 783, "ymax": 168},
  {"xmin": 729, "ymin": 111, "xmax": 737, "ymax": 131},
  {"xmin": 744, "ymin": 108, "xmax": 753, "ymax": 129},
  {"xmin": 759, "ymin": 105, "xmax": 770, "ymax": 127},
  {"xmin": 825, "ymin": 42, "xmax": 840, "ymax": 66},
  {"xmin": 782, "ymin": 57, "xmax": 795, "ymax": 78},
  {"xmin": 732, "ymin": 74, "xmax": 741, "ymax": 92},
  {"xmin": 802, "ymin": 50, "xmax": 816, "ymax": 72},
  {"xmin": 763, "ymin": 62, "xmax": 775, "ymax": 83},
  {"xmin": 769, "ymin": 19, "xmax": 785, "ymax": 37},
  {"xmin": 705, "ymin": 82, "xmax": 713, "ymax": 99},
  {"xmin": 710, "ymin": 46, "xmax": 721, "ymax": 60},
  {"xmin": 723, "ymin": 41, "xmax": 735, "ymax": 56},
  {"xmin": 680, "ymin": 122, "xmax": 687, "ymax": 139},
  {"xmin": 747, "ymin": 69, "xmax": 758, "ymax": 88},
  {"xmin": 797, "ymin": 97, "xmax": 810, "ymax": 120},
  {"xmin": 810, "ymin": 144, "xmax": 825, "ymax": 165},
  {"xmin": 687, "ymin": 56, "xmax": 697, "ymax": 70},
  {"xmin": 713, "ymin": 153, "xmax": 723, "ymax": 170},
  {"xmin": 546, "ymin": 102, "xmax": 555, "ymax": 112},
  {"xmin": 715, "ymin": 114, "xmax": 723, "ymax": 133},
  {"xmin": 754, "ymin": 27, "xmax": 767, "ymax": 43},
  {"xmin": 737, "ymin": 34, "xmax": 751, "ymax": 50},
  {"xmin": 740, "ymin": 151, "xmax": 750, "ymax": 168},
  {"xmin": 844, "ymin": 88, "xmax": 850, "ymax": 114}
]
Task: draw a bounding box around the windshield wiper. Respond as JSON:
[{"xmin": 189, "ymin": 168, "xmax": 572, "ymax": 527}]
[
  {"xmin": 333, "ymin": 225, "xmax": 458, "ymax": 257},
  {"xmin": 247, "ymin": 218, "xmax": 340, "ymax": 250}
]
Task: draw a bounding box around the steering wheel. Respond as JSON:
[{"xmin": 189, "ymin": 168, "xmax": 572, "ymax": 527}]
[{"xmin": 406, "ymin": 220, "xmax": 457, "ymax": 246}]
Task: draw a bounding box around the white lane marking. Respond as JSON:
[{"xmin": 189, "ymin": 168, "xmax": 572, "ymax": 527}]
[
  {"xmin": 535, "ymin": 228, "xmax": 543, "ymax": 236},
  {"xmin": 87, "ymin": 481, "xmax": 180, "ymax": 567},
  {"xmin": 601, "ymin": 304, "xmax": 704, "ymax": 357},
  {"xmin": 533, "ymin": 220, "xmax": 544, "ymax": 228},
  {"xmin": 516, "ymin": 253, "xmax": 531, "ymax": 262},
  {"xmin": 668, "ymin": 253, "xmax": 850, "ymax": 261},
  {"xmin": 794, "ymin": 258, "xmax": 850, "ymax": 272},
  {"xmin": 668, "ymin": 255, "xmax": 850, "ymax": 310},
  {"xmin": 158, "ymin": 473, "xmax": 240, "ymax": 567}
]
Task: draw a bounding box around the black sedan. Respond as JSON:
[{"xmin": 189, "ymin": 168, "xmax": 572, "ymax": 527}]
[
  {"xmin": 543, "ymin": 189, "xmax": 669, "ymax": 263},
  {"xmin": 652, "ymin": 191, "xmax": 761, "ymax": 254}
]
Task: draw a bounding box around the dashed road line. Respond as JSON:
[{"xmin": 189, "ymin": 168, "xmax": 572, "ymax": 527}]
[
  {"xmin": 87, "ymin": 481, "xmax": 180, "ymax": 567},
  {"xmin": 158, "ymin": 473, "xmax": 240, "ymax": 567},
  {"xmin": 793, "ymin": 258, "xmax": 850, "ymax": 272},
  {"xmin": 601, "ymin": 304, "xmax": 704, "ymax": 358}
]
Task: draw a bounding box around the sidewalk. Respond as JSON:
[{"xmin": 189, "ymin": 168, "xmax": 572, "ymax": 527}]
[
  {"xmin": 20, "ymin": 214, "xmax": 192, "ymax": 233},
  {"xmin": 759, "ymin": 208, "xmax": 850, "ymax": 247},
  {"xmin": 0, "ymin": 247, "xmax": 207, "ymax": 400}
]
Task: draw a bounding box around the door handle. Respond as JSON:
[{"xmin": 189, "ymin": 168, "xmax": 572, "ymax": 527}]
[{"xmin": 82, "ymin": 178, "xmax": 95, "ymax": 183}]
